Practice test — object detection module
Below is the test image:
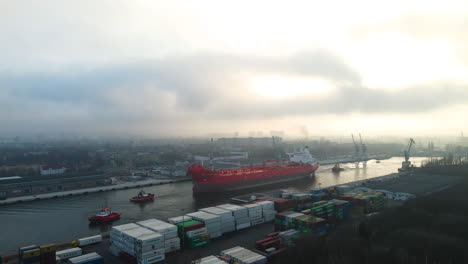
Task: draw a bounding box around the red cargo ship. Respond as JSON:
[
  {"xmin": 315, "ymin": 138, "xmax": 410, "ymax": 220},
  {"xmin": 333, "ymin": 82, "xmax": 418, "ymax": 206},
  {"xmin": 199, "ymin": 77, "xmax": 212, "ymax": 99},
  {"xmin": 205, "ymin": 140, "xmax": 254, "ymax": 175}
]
[{"xmin": 188, "ymin": 147, "xmax": 319, "ymax": 193}]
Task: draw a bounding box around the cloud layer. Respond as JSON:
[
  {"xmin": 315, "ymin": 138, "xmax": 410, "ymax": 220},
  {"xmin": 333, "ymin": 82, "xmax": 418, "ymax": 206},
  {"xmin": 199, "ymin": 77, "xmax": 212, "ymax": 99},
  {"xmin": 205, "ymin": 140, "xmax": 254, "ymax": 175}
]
[{"xmin": 1, "ymin": 51, "xmax": 468, "ymax": 136}]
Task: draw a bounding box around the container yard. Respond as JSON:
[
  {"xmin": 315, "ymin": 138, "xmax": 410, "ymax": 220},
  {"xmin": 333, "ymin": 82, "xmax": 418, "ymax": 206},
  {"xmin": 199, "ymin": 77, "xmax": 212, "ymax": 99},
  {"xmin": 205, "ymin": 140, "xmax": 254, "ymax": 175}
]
[
  {"xmin": 3, "ymin": 169, "xmax": 463, "ymax": 264},
  {"xmin": 4, "ymin": 182, "xmax": 400, "ymax": 264}
]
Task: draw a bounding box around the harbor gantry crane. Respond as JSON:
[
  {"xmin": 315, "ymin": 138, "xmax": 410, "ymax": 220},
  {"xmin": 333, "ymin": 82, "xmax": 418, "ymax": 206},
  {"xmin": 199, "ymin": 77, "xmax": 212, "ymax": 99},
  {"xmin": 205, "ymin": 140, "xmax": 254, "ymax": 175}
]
[
  {"xmin": 351, "ymin": 134, "xmax": 361, "ymax": 161},
  {"xmin": 400, "ymin": 138, "xmax": 416, "ymax": 170},
  {"xmin": 359, "ymin": 133, "xmax": 368, "ymax": 162}
]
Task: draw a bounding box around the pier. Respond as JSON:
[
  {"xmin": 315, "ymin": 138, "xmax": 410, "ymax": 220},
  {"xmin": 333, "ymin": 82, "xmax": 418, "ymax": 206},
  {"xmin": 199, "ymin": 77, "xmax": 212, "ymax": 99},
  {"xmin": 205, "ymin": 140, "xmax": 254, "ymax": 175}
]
[{"xmin": 0, "ymin": 178, "xmax": 190, "ymax": 205}]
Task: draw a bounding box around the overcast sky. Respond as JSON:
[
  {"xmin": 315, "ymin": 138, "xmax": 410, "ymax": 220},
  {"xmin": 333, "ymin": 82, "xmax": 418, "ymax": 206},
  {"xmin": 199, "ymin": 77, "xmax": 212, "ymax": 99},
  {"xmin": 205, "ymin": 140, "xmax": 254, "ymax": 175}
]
[{"xmin": 1, "ymin": 0, "xmax": 468, "ymax": 138}]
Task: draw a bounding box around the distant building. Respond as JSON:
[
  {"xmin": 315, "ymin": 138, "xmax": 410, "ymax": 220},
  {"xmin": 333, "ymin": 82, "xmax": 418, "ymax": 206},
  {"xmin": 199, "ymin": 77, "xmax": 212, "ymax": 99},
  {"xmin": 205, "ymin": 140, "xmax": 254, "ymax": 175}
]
[
  {"xmin": 40, "ymin": 165, "xmax": 68, "ymax": 176},
  {"xmin": 217, "ymin": 137, "xmax": 281, "ymax": 148}
]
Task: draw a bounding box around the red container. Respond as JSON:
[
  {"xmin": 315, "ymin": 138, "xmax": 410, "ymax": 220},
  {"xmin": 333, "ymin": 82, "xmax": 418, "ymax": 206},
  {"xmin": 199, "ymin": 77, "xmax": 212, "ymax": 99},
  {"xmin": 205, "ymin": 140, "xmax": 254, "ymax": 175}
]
[
  {"xmin": 261, "ymin": 239, "xmax": 280, "ymax": 250},
  {"xmin": 182, "ymin": 222, "xmax": 205, "ymax": 232},
  {"xmin": 266, "ymin": 232, "xmax": 279, "ymax": 237}
]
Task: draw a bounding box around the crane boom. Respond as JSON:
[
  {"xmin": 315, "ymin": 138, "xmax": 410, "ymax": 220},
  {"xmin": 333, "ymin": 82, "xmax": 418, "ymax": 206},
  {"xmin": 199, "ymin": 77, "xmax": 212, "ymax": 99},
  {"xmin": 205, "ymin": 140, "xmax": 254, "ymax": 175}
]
[{"xmin": 403, "ymin": 138, "xmax": 416, "ymax": 163}]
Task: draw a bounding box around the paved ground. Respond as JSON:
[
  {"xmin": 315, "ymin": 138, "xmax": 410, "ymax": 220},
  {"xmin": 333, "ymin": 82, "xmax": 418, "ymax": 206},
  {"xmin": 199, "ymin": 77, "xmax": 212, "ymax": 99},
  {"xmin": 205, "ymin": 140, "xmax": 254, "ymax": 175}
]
[{"xmin": 362, "ymin": 172, "xmax": 463, "ymax": 196}]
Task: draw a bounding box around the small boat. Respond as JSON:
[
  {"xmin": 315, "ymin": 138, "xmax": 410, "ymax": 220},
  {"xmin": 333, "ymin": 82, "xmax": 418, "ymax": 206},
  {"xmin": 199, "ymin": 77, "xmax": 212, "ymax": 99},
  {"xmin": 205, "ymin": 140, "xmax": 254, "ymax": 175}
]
[
  {"xmin": 130, "ymin": 190, "xmax": 155, "ymax": 202},
  {"xmin": 88, "ymin": 207, "xmax": 121, "ymax": 224},
  {"xmin": 376, "ymin": 159, "xmax": 381, "ymax": 163},
  {"xmin": 331, "ymin": 163, "xmax": 344, "ymax": 172}
]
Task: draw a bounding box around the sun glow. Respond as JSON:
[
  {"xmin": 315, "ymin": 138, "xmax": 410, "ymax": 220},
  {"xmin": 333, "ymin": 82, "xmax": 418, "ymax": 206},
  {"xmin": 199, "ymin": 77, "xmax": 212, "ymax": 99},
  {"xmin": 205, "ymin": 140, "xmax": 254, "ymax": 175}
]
[{"xmin": 250, "ymin": 75, "xmax": 333, "ymax": 99}]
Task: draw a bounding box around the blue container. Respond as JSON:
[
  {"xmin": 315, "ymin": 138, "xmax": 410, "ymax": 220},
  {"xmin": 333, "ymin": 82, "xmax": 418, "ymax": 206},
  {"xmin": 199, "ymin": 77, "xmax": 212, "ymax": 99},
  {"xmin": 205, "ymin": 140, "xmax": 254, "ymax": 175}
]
[{"xmin": 310, "ymin": 195, "xmax": 321, "ymax": 202}]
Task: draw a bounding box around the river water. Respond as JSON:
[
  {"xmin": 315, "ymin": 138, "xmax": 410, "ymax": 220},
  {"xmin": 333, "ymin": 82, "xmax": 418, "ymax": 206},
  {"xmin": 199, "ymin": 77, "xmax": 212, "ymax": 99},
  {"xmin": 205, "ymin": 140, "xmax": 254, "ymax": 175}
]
[{"xmin": 0, "ymin": 157, "xmax": 427, "ymax": 254}]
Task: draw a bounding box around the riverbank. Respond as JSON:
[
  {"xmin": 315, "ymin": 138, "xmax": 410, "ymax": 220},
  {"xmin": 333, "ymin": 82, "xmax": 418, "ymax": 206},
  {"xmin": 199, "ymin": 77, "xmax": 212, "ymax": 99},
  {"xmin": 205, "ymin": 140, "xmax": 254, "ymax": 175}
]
[{"xmin": 0, "ymin": 177, "xmax": 191, "ymax": 205}]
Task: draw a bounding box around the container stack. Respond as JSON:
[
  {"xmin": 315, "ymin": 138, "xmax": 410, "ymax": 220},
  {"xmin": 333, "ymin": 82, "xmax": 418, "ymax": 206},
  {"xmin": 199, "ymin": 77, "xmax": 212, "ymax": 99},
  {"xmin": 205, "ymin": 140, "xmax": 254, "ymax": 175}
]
[
  {"xmin": 279, "ymin": 229, "xmax": 300, "ymax": 247},
  {"xmin": 220, "ymin": 246, "xmax": 268, "ymax": 264},
  {"xmin": 137, "ymin": 219, "xmax": 180, "ymax": 253},
  {"xmin": 255, "ymin": 232, "xmax": 280, "ymax": 252},
  {"xmin": 311, "ymin": 201, "xmax": 335, "ymax": 220},
  {"xmin": 328, "ymin": 199, "xmax": 351, "ymax": 221},
  {"xmin": 200, "ymin": 207, "xmax": 236, "ymax": 234},
  {"xmin": 274, "ymin": 211, "xmax": 305, "ymax": 231},
  {"xmin": 175, "ymin": 220, "xmax": 210, "ymax": 249},
  {"xmin": 293, "ymin": 215, "xmax": 328, "ymax": 236},
  {"xmin": 274, "ymin": 199, "xmax": 297, "ymax": 212},
  {"xmin": 364, "ymin": 192, "xmax": 385, "ymax": 213},
  {"xmin": 243, "ymin": 203, "xmax": 264, "ymax": 226},
  {"xmin": 216, "ymin": 204, "xmax": 250, "ymax": 230},
  {"xmin": 186, "ymin": 211, "xmax": 222, "ymax": 238},
  {"xmin": 67, "ymin": 252, "xmax": 104, "ymax": 264},
  {"xmin": 109, "ymin": 223, "xmax": 166, "ymax": 264},
  {"xmin": 39, "ymin": 244, "xmax": 56, "ymax": 264},
  {"xmin": 192, "ymin": 255, "xmax": 228, "ymax": 264},
  {"xmin": 291, "ymin": 193, "xmax": 314, "ymax": 211},
  {"xmin": 340, "ymin": 192, "xmax": 385, "ymax": 213},
  {"xmin": 18, "ymin": 245, "xmax": 40, "ymax": 264},
  {"xmin": 310, "ymin": 188, "xmax": 328, "ymax": 201},
  {"xmin": 255, "ymin": 201, "xmax": 277, "ymax": 222}
]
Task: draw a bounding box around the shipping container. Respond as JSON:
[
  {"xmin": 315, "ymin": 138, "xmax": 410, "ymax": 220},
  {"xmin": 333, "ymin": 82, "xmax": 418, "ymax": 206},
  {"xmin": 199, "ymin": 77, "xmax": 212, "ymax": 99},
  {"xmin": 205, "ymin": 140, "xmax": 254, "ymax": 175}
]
[
  {"xmin": 78, "ymin": 235, "xmax": 102, "ymax": 246},
  {"xmin": 56, "ymin": 248, "xmax": 82, "ymax": 260}
]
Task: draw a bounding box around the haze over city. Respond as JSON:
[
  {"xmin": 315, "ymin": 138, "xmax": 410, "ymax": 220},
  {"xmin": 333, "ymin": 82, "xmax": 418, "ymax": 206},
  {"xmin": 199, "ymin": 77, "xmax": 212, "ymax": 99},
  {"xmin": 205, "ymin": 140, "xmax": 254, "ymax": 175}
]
[{"xmin": 1, "ymin": 0, "xmax": 468, "ymax": 138}]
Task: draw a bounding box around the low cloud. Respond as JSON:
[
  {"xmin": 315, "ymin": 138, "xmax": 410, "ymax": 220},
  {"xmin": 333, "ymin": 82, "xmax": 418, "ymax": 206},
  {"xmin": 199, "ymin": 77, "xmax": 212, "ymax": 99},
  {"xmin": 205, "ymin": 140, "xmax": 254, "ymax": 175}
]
[{"xmin": 1, "ymin": 51, "xmax": 467, "ymax": 135}]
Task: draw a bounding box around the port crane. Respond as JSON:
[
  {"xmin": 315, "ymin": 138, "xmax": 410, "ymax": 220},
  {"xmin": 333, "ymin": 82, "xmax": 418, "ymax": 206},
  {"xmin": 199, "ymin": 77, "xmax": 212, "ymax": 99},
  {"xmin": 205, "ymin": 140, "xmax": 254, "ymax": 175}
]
[
  {"xmin": 351, "ymin": 134, "xmax": 368, "ymax": 164},
  {"xmin": 351, "ymin": 134, "xmax": 361, "ymax": 161},
  {"xmin": 400, "ymin": 138, "xmax": 416, "ymax": 171},
  {"xmin": 359, "ymin": 133, "xmax": 368, "ymax": 162}
]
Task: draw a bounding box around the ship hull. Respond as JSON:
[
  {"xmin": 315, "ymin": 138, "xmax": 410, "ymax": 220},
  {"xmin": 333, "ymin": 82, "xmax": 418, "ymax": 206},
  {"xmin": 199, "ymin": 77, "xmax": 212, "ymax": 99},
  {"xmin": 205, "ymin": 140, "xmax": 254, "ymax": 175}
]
[{"xmin": 193, "ymin": 170, "xmax": 316, "ymax": 193}]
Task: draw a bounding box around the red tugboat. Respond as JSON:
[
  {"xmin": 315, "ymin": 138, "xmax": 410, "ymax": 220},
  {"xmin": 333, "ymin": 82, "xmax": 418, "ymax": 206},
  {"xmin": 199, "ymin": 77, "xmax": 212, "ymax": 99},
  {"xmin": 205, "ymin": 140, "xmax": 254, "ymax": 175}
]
[
  {"xmin": 331, "ymin": 163, "xmax": 344, "ymax": 172},
  {"xmin": 130, "ymin": 190, "xmax": 155, "ymax": 202},
  {"xmin": 88, "ymin": 207, "xmax": 121, "ymax": 224}
]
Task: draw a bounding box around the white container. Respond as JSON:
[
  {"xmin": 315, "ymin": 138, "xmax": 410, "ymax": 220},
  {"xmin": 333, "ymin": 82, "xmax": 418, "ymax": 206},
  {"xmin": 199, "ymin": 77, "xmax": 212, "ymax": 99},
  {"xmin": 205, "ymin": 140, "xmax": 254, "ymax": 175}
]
[
  {"xmin": 216, "ymin": 204, "xmax": 248, "ymax": 218},
  {"xmin": 67, "ymin": 252, "xmax": 103, "ymax": 264},
  {"xmin": 235, "ymin": 216, "xmax": 250, "ymax": 224},
  {"xmin": 137, "ymin": 254, "xmax": 165, "ymax": 264},
  {"xmin": 221, "ymin": 247, "xmax": 267, "ymax": 264},
  {"xmin": 200, "ymin": 207, "xmax": 233, "ymax": 218},
  {"xmin": 186, "ymin": 227, "xmax": 208, "ymax": 238},
  {"xmin": 168, "ymin": 215, "xmax": 192, "ymax": 224},
  {"xmin": 138, "ymin": 242, "xmax": 164, "ymax": 253},
  {"xmin": 137, "ymin": 219, "xmax": 178, "ymax": 239},
  {"xmin": 186, "ymin": 211, "xmax": 221, "ymax": 224},
  {"xmin": 194, "ymin": 255, "xmax": 228, "ymax": 264},
  {"xmin": 136, "ymin": 232, "xmax": 164, "ymax": 247},
  {"xmin": 112, "ymin": 223, "xmax": 140, "ymax": 233},
  {"xmin": 251, "ymin": 218, "xmax": 264, "ymax": 225},
  {"xmin": 56, "ymin": 248, "xmax": 82, "ymax": 259},
  {"xmin": 139, "ymin": 248, "xmax": 165, "ymax": 259},
  {"xmin": 236, "ymin": 222, "xmax": 251, "ymax": 230},
  {"xmin": 78, "ymin": 235, "xmax": 102, "ymax": 246}
]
